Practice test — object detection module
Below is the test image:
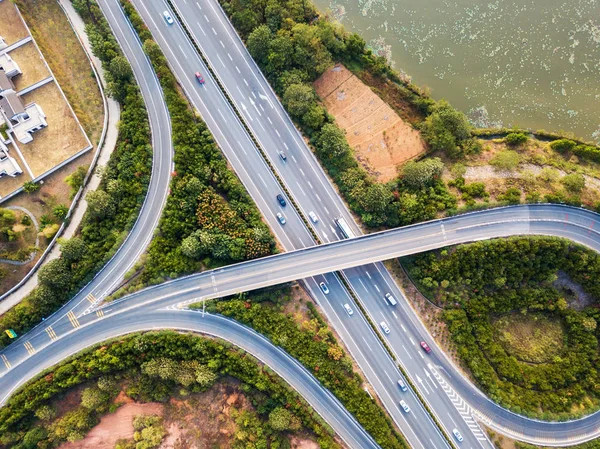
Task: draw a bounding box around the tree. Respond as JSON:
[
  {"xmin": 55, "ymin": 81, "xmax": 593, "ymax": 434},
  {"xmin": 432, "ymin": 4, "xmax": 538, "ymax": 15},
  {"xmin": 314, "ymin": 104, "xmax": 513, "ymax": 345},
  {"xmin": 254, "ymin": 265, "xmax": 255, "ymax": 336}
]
[
  {"xmin": 180, "ymin": 233, "xmax": 203, "ymax": 259},
  {"xmin": 53, "ymin": 204, "xmax": 70, "ymax": 220},
  {"xmin": 59, "ymin": 237, "xmax": 88, "ymax": 263},
  {"xmin": 195, "ymin": 364, "xmax": 217, "ymax": 387},
  {"xmin": 109, "ymin": 55, "xmax": 133, "ymax": 80},
  {"xmin": 561, "ymin": 173, "xmax": 585, "ymax": 193},
  {"xmin": 85, "ymin": 190, "xmax": 115, "ymax": 220},
  {"xmin": 345, "ymin": 33, "xmax": 366, "ymax": 59},
  {"xmin": 268, "ymin": 407, "xmax": 292, "ymax": 431},
  {"xmin": 23, "ymin": 181, "xmax": 40, "ymax": 193},
  {"xmin": 401, "ymin": 158, "xmax": 444, "ymax": 188},
  {"xmin": 81, "ymin": 387, "xmax": 110, "ymax": 411},
  {"xmin": 490, "ymin": 150, "xmax": 520, "ymax": 171},
  {"xmin": 420, "ymin": 100, "xmax": 472, "ymax": 158},
  {"xmin": 38, "ymin": 259, "xmax": 72, "ymax": 291},
  {"xmin": 35, "ymin": 404, "xmax": 56, "ymax": 421},
  {"xmin": 247, "ymin": 25, "xmax": 272, "ymax": 64},
  {"xmin": 65, "ymin": 165, "xmax": 88, "ymax": 197},
  {"xmin": 283, "ymin": 83, "xmax": 314, "ymax": 118},
  {"xmin": 315, "ymin": 124, "xmax": 351, "ymax": 159},
  {"xmin": 302, "ymin": 104, "xmax": 325, "ymax": 130}
]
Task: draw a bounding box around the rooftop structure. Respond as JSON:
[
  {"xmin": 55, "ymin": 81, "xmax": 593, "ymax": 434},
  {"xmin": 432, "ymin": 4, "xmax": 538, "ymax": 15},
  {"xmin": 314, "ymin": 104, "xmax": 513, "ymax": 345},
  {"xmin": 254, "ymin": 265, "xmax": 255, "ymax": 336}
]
[
  {"xmin": 0, "ymin": 36, "xmax": 6, "ymax": 51},
  {"xmin": 0, "ymin": 139, "xmax": 22, "ymax": 178},
  {"xmin": 0, "ymin": 69, "xmax": 13, "ymax": 91},
  {"xmin": 0, "ymin": 90, "xmax": 47, "ymax": 144},
  {"xmin": 0, "ymin": 53, "xmax": 21, "ymax": 78}
]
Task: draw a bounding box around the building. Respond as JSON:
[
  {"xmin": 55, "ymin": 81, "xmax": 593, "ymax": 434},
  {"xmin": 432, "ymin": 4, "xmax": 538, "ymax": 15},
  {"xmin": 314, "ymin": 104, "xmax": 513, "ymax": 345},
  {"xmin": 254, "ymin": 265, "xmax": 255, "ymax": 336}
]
[
  {"xmin": 0, "ymin": 89, "xmax": 47, "ymax": 144},
  {"xmin": 0, "ymin": 36, "xmax": 6, "ymax": 51},
  {"xmin": 0, "ymin": 53, "xmax": 21, "ymax": 79},
  {"xmin": 0, "ymin": 140, "xmax": 22, "ymax": 178},
  {"xmin": 0, "ymin": 69, "xmax": 14, "ymax": 91}
]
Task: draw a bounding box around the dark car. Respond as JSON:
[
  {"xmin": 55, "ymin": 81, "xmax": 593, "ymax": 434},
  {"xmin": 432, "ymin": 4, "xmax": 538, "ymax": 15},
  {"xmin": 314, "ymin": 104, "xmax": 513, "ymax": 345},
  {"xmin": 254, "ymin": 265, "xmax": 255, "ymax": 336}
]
[
  {"xmin": 195, "ymin": 72, "xmax": 205, "ymax": 84},
  {"xmin": 276, "ymin": 194, "xmax": 286, "ymax": 207},
  {"xmin": 420, "ymin": 341, "xmax": 432, "ymax": 354}
]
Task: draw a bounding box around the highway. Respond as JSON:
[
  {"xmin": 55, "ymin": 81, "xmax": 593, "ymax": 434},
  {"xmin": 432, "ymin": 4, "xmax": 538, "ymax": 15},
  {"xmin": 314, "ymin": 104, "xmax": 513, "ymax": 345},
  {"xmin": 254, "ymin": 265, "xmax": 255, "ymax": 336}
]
[
  {"xmin": 4, "ymin": 205, "xmax": 600, "ymax": 447},
  {"xmin": 0, "ymin": 1, "xmax": 599, "ymax": 448}
]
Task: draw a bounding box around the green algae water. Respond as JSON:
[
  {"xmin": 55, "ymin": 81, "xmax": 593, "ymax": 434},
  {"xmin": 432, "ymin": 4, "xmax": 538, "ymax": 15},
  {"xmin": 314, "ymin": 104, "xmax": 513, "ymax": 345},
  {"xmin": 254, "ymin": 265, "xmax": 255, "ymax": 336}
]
[{"xmin": 313, "ymin": 0, "xmax": 600, "ymax": 142}]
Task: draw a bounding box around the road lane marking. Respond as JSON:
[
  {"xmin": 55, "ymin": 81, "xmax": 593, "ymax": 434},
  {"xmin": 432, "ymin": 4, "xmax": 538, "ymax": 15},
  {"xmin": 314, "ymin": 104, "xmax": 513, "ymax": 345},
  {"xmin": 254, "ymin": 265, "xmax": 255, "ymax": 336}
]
[
  {"xmin": 374, "ymin": 284, "xmax": 380, "ymax": 292},
  {"xmin": 267, "ymin": 116, "xmax": 272, "ymax": 124},
  {"xmin": 217, "ymin": 53, "xmax": 226, "ymax": 67},
  {"xmin": 324, "ymin": 206, "xmax": 330, "ymax": 215},
  {"xmin": 392, "ymin": 311, "xmax": 398, "ymax": 319},
  {"xmin": 235, "ymin": 66, "xmax": 241, "ymax": 73},
  {"xmin": 227, "ymin": 53, "xmax": 233, "ymax": 60},
  {"xmin": 196, "ymin": 1, "xmax": 201, "ymax": 9},
  {"xmin": 321, "ymin": 231, "xmax": 329, "ymax": 242},
  {"xmin": 178, "ymin": 44, "xmax": 187, "ymax": 59},
  {"xmin": 409, "ymin": 337, "xmax": 416, "ymax": 345},
  {"xmin": 295, "ymin": 182, "xmax": 307, "ymax": 196},
  {"xmin": 86, "ymin": 293, "xmax": 96, "ymax": 304},
  {"xmin": 243, "ymin": 78, "xmax": 248, "ymax": 86},
  {"xmin": 203, "ymin": 14, "xmax": 209, "ymax": 22},
  {"xmin": 359, "ymin": 278, "xmax": 368, "ymax": 291},
  {"xmin": 402, "ymin": 345, "xmax": 413, "ymax": 359},
  {"xmin": 361, "ymin": 336, "xmax": 372, "ymax": 351},
  {"xmin": 283, "ymin": 142, "xmax": 289, "ymax": 150},
  {"xmin": 275, "ymin": 129, "xmax": 280, "ymax": 137},
  {"xmin": 236, "ymin": 140, "xmax": 247, "ymax": 155},
  {"xmin": 220, "ymin": 40, "xmax": 225, "ymax": 48},
  {"xmin": 418, "ymin": 352, "xmax": 424, "ymax": 359},
  {"xmin": 299, "ymin": 168, "xmax": 305, "ymax": 176},
  {"xmin": 217, "ymin": 109, "xmax": 228, "ymax": 123},
  {"xmin": 366, "ymin": 271, "xmax": 371, "ymax": 279},
  {"xmin": 45, "ymin": 326, "xmax": 58, "ymax": 341},
  {"xmin": 96, "ymin": 309, "xmax": 105, "ymax": 318},
  {"xmin": 67, "ymin": 311, "xmax": 80, "ymax": 328},
  {"xmin": 257, "ymin": 174, "xmax": 268, "ymax": 188},
  {"xmin": 212, "ymin": 27, "xmax": 217, "ymax": 35},
  {"xmin": 383, "ymin": 370, "xmax": 394, "ymax": 383},
  {"xmin": 1, "ymin": 354, "xmax": 11, "ymax": 369},
  {"xmin": 24, "ymin": 341, "xmax": 35, "ymax": 355},
  {"xmin": 196, "ymin": 22, "xmax": 206, "ymax": 36},
  {"xmin": 258, "ymin": 120, "xmax": 265, "ymax": 131},
  {"xmin": 307, "ymin": 181, "xmax": 314, "ymax": 189},
  {"xmin": 401, "ymin": 324, "xmax": 407, "ymax": 332}
]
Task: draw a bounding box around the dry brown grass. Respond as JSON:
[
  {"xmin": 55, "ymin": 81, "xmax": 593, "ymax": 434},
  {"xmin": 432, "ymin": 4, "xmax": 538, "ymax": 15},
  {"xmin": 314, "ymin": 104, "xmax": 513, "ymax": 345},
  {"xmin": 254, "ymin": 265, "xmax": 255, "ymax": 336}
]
[
  {"xmin": 19, "ymin": 81, "xmax": 90, "ymax": 177},
  {"xmin": 16, "ymin": 0, "xmax": 104, "ymax": 144},
  {"xmin": 315, "ymin": 64, "xmax": 426, "ymax": 182},
  {"xmin": 0, "ymin": 1, "xmax": 29, "ymax": 46},
  {"xmin": 8, "ymin": 42, "xmax": 51, "ymax": 91}
]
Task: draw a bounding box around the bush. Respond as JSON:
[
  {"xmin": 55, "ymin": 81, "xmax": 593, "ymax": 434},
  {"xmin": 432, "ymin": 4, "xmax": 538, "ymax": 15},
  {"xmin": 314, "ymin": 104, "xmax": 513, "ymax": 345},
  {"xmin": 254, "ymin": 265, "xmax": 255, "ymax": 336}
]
[
  {"xmin": 550, "ymin": 139, "xmax": 577, "ymax": 153},
  {"xmin": 504, "ymin": 132, "xmax": 528, "ymax": 146},
  {"xmin": 420, "ymin": 100, "xmax": 473, "ymax": 159},
  {"xmin": 561, "ymin": 173, "xmax": 586, "ymax": 193},
  {"xmin": 401, "ymin": 158, "xmax": 444, "ymax": 188}
]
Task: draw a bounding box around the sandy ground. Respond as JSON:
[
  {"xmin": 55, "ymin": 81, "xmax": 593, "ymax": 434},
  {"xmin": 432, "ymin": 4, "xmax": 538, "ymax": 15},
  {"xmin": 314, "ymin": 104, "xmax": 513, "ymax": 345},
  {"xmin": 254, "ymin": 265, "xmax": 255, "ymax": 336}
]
[
  {"xmin": 314, "ymin": 64, "xmax": 425, "ymax": 182},
  {"xmin": 8, "ymin": 42, "xmax": 51, "ymax": 92},
  {"xmin": 0, "ymin": 1, "xmax": 29, "ymax": 46},
  {"xmin": 59, "ymin": 400, "xmax": 164, "ymax": 449},
  {"xmin": 19, "ymin": 81, "xmax": 90, "ymax": 178}
]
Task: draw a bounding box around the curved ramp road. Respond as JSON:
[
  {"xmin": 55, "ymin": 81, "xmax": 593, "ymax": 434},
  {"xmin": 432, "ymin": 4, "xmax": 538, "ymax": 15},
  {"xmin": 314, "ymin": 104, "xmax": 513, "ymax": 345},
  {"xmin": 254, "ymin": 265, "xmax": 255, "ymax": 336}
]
[
  {"xmin": 0, "ymin": 309, "xmax": 379, "ymax": 449},
  {"xmin": 4, "ymin": 205, "xmax": 600, "ymax": 446},
  {"xmin": 0, "ymin": 0, "xmax": 173, "ymax": 403}
]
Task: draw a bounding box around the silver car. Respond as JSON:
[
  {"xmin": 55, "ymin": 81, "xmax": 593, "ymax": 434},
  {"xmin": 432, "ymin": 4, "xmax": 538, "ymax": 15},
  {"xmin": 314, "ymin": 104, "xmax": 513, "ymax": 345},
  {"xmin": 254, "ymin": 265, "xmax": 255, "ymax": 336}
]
[{"xmin": 380, "ymin": 321, "xmax": 390, "ymax": 334}]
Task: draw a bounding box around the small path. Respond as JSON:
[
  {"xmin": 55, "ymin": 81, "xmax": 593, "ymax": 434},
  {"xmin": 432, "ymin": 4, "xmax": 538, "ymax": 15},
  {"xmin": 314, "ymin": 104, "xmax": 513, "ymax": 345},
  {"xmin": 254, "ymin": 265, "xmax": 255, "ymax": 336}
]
[
  {"xmin": 0, "ymin": 1, "xmax": 120, "ymax": 315},
  {"xmin": 0, "ymin": 206, "xmax": 39, "ymax": 265}
]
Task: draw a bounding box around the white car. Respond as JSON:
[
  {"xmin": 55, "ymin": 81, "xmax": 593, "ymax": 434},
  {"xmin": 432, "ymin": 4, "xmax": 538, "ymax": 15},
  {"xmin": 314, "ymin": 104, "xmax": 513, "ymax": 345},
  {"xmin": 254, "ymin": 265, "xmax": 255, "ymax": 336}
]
[
  {"xmin": 319, "ymin": 282, "xmax": 329, "ymax": 295},
  {"xmin": 452, "ymin": 428, "xmax": 463, "ymax": 442},
  {"xmin": 163, "ymin": 10, "xmax": 174, "ymax": 25},
  {"xmin": 308, "ymin": 211, "xmax": 319, "ymax": 223},
  {"xmin": 276, "ymin": 212, "xmax": 286, "ymax": 225},
  {"xmin": 380, "ymin": 321, "xmax": 390, "ymax": 334},
  {"xmin": 343, "ymin": 303, "xmax": 353, "ymax": 315},
  {"xmin": 399, "ymin": 400, "xmax": 410, "ymax": 413}
]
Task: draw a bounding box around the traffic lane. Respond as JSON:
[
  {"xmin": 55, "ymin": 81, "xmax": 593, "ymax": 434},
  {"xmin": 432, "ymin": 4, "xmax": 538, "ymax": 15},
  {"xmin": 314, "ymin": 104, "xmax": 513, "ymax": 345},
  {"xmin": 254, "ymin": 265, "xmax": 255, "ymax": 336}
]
[
  {"xmin": 132, "ymin": 0, "xmax": 316, "ymax": 252},
  {"xmin": 166, "ymin": 0, "xmax": 352, "ymax": 227},
  {"xmin": 304, "ymin": 275, "xmax": 449, "ymax": 449}
]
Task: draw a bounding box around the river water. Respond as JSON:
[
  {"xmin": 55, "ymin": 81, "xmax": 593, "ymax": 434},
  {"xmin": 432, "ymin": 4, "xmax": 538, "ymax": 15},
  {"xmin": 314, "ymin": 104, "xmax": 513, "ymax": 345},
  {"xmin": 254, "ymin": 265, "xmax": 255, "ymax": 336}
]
[{"xmin": 313, "ymin": 0, "xmax": 600, "ymax": 142}]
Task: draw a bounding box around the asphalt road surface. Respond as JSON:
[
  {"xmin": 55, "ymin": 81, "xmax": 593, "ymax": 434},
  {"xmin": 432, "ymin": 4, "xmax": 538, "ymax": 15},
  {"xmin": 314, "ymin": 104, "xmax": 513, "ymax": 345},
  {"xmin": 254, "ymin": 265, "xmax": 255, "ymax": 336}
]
[{"xmin": 3, "ymin": 205, "xmax": 600, "ymax": 447}]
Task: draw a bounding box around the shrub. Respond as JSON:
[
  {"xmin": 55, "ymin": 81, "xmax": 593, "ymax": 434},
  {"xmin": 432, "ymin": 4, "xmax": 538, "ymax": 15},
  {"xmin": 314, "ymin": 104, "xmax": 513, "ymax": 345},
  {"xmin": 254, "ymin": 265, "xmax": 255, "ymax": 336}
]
[
  {"xmin": 561, "ymin": 173, "xmax": 586, "ymax": 193},
  {"xmin": 504, "ymin": 132, "xmax": 528, "ymax": 146},
  {"xmin": 490, "ymin": 150, "xmax": 520, "ymax": 171},
  {"xmin": 549, "ymin": 139, "xmax": 576, "ymax": 153}
]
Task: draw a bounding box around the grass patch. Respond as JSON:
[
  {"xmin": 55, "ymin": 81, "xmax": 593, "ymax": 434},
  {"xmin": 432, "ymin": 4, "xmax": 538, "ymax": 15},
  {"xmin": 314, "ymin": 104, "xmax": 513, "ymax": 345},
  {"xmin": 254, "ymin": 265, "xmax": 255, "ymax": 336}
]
[{"xmin": 493, "ymin": 312, "xmax": 565, "ymax": 364}]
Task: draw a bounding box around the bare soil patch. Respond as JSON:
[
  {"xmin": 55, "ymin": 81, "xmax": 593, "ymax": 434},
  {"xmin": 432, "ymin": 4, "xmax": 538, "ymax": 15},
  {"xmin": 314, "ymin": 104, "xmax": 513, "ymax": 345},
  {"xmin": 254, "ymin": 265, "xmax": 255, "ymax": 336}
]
[
  {"xmin": 314, "ymin": 64, "xmax": 426, "ymax": 182},
  {"xmin": 0, "ymin": 1, "xmax": 29, "ymax": 45},
  {"xmin": 19, "ymin": 81, "xmax": 90, "ymax": 177},
  {"xmin": 8, "ymin": 42, "xmax": 51, "ymax": 92},
  {"xmin": 58, "ymin": 402, "xmax": 164, "ymax": 449},
  {"xmin": 16, "ymin": 0, "xmax": 104, "ymax": 144}
]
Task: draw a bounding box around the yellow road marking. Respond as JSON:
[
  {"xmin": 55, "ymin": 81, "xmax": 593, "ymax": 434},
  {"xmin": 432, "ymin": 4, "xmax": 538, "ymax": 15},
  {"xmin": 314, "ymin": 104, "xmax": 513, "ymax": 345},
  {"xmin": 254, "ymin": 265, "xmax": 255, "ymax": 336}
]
[
  {"xmin": 86, "ymin": 293, "xmax": 96, "ymax": 304},
  {"xmin": 1, "ymin": 354, "xmax": 11, "ymax": 369},
  {"xmin": 67, "ymin": 311, "xmax": 80, "ymax": 328},
  {"xmin": 24, "ymin": 341, "xmax": 35, "ymax": 355},
  {"xmin": 45, "ymin": 326, "xmax": 58, "ymax": 341},
  {"xmin": 96, "ymin": 309, "xmax": 105, "ymax": 318}
]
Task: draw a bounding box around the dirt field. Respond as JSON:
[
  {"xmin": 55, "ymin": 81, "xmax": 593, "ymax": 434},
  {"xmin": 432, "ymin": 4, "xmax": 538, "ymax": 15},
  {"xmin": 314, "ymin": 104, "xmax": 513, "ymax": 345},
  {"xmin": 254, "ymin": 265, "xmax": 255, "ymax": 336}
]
[
  {"xmin": 9, "ymin": 42, "xmax": 51, "ymax": 92},
  {"xmin": 19, "ymin": 81, "xmax": 90, "ymax": 177},
  {"xmin": 59, "ymin": 400, "xmax": 164, "ymax": 449},
  {"xmin": 17, "ymin": 0, "xmax": 104, "ymax": 145},
  {"xmin": 0, "ymin": 1, "xmax": 29, "ymax": 46},
  {"xmin": 314, "ymin": 64, "xmax": 426, "ymax": 182}
]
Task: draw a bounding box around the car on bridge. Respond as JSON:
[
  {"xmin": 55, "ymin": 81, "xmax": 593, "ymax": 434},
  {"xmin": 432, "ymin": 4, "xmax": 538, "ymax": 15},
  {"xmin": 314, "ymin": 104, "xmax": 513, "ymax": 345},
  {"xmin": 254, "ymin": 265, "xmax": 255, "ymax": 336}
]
[
  {"xmin": 276, "ymin": 213, "xmax": 286, "ymax": 225},
  {"xmin": 420, "ymin": 341, "xmax": 432, "ymax": 354},
  {"xmin": 319, "ymin": 282, "xmax": 329, "ymax": 295},
  {"xmin": 399, "ymin": 400, "xmax": 410, "ymax": 413},
  {"xmin": 343, "ymin": 303, "xmax": 353, "ymax": 315},
  {"xmin": 380, "ymin": 321, "xmax": 390, "ymax": 334},
  {"xmin": 452, "ymin": 428, "xmax": 464, "ymax": 442},
  {"xmin": 277, "ymin": 194, "xmax": 286, "ymax": 207},
  {"xmin": 195, "ymin": 72, "xmax": 205, "ymax": 84}
]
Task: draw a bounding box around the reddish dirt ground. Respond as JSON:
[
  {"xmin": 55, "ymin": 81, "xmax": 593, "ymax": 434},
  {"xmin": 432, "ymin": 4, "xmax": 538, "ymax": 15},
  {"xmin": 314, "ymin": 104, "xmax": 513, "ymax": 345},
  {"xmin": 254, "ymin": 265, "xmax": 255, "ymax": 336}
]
[{"xmin": 314, "ymin": 64, "xmax": 426, "ymax": 182}]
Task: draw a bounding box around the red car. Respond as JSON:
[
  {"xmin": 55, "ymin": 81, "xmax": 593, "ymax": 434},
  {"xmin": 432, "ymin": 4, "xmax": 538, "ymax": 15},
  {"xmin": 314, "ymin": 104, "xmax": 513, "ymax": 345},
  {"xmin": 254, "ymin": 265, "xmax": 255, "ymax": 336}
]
[
  {"xmin": 420, "ymin": 341, "xmax": 432, "ymax": 354},
  {"xmin": 195, "ymin": 72, "xmax": 205, "ymax": 84}
]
